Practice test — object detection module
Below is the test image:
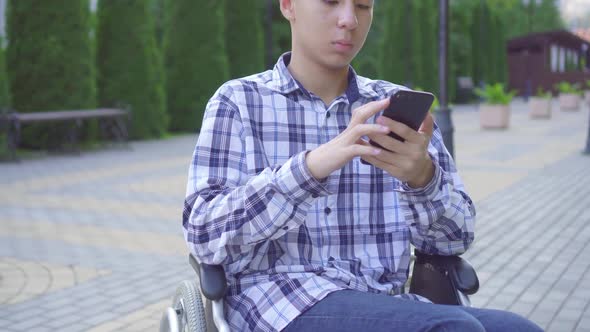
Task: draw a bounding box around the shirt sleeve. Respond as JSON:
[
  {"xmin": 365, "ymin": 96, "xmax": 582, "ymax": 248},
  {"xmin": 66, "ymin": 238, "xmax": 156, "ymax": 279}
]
[
  {"xmin": 397, "ymin": 124, "xmax": 476, "ymax": 256},
  {"xmin": 182, "ymin": 94, "xmax": 330, "ymax": 269}
]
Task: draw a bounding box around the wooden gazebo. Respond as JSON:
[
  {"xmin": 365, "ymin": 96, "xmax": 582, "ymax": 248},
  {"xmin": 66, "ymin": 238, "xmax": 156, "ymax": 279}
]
[{"xmin": 506, "ymin": 30, "xmax": 590, "ymax": 96}]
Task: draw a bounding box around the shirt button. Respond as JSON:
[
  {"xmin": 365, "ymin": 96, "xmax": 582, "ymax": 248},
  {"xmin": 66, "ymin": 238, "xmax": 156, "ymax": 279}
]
[
  {"xmin": 282, "ymin": 226, "xmax": 289, "ymax": 231},
  {"xmin": 312, "ymin": 193, "xmax": 318, "ymax": 198},
  {"xmin": 326, "ymin": 111, "xmax": 331, "ymax": 118},
  {"xmin": 324, "ymin": 207, "xmax": 331, "ymax": 215}
]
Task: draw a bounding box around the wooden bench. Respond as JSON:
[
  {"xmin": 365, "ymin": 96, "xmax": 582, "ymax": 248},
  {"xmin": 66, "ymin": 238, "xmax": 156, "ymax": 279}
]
[{"xmin": 0, "ymin": 108, "xmax": 131, "ymax": 160}]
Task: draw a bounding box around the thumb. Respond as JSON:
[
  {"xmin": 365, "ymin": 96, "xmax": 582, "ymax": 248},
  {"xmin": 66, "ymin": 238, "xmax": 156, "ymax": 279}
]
[{"xmin": 418, "ymin": 113, "xmax": 435, "ymax": 137}]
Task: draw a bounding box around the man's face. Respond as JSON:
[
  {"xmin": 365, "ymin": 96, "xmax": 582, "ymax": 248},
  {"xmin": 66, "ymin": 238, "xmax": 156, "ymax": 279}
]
[{"xmin": 283, "ymin": 0, "xmax": 374, "ymax": 70}]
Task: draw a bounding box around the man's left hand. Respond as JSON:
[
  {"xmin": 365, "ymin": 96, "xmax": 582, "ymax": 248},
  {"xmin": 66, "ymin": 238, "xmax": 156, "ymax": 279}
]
[{"xmin": 361, "ymin": 113, "xmax": 435, "ymax": 188}]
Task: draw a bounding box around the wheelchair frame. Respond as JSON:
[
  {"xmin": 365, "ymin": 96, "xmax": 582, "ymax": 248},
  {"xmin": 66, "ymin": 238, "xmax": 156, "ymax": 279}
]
[{"xmin": 160, "ymin": 249, "xmax": 479, "ymax": 332}]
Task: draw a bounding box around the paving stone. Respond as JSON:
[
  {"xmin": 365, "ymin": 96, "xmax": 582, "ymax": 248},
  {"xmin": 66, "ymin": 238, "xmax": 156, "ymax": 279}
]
[
  {"xmin": 45, "ymin": 312, "xmax": 83, "ymax": 329},
  {"xmin": 8, "ymin": 315, "xmax": 47, "ymax": 330},
  {"xmin": 25, "ymin": 327, "xmax": 54, "ymax": 332},
  {"xmin": 547, "ymin": 321, "xmax": 578, "ymax": 332},
  {"xmin": 85, "ymin": 311, "xmax": 120, "ymax": 326}
]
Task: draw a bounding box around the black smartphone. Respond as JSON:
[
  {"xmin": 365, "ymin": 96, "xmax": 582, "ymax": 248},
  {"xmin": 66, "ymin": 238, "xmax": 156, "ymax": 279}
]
[{"xmin": 370, "ymin": 89, "xmax": 435, "ymax": 149}]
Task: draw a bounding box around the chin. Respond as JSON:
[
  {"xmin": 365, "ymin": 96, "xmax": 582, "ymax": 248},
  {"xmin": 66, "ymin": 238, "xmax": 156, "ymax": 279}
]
[{"xmin": 321, "ymin": 53, "xmax": 356, "ymax": 70}]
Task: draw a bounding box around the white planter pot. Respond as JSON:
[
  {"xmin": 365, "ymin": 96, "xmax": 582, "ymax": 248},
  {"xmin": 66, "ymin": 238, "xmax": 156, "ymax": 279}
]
[
  {"xmin": 529, "ymin": 97, "xmax": 552, "ymax": 119},
  {"xmin": 585, "ymin": 90, "xmax": 590, "ymax": 104},
  {"xmin": 559, "ymin": 93, "xmax": 581, "ymax": 111},
  {"xmin": 480, "ymin": 104, "xmax": 510, "ymax": 129}
]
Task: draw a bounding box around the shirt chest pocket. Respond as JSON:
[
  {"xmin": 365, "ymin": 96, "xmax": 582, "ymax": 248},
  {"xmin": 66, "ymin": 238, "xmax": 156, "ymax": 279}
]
[
  {"xmin": 347, "ymin": 160, "xmax": 407, "ymax": 235},
  {"xmin": 354, "ymin": 190, "xmax": 407, "ymax": 235}
]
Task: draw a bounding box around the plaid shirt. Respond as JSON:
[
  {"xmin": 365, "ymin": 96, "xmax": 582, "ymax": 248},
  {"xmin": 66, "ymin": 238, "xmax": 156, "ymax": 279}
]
[{"xmin": 183, "ymin": 53, "xmax": 476, "ymax": 332}]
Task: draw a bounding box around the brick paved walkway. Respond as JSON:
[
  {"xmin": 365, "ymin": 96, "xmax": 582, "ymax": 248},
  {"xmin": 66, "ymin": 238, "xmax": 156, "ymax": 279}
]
[{"xmin": 0, "ymin": 98, "xmax": 589, "ymax": 331}]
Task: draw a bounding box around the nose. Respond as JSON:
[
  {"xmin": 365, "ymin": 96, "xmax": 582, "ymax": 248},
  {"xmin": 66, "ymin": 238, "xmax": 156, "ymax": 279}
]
[{"xmin": 337, "ymin": 3, "xmax": 358, "ymax": 30}]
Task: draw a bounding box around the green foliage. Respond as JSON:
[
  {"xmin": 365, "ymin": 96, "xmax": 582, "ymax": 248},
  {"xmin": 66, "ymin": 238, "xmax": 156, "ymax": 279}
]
[
  {"xmin": 6, "ymin": 0, "xmax": 96, "ymax": 148},
  {"xmin": 0, "ymin": 37, "xmax": 10, "ymax": 108},
  {"xmin": 411, "ymin": 0, "xmax": 437, "ymax": 93},
  {"xmin": 164, "ymin": 0, "xmax": 228, "ymax": 132},
  {"xmin": 475, "ymin": 83, "xmax": 517, "ymax": 105},
  {"xmin": 0, "ymin": 38, "xmax": 8, "ymax": 158},
  {"xmin": 450, "ymin": 0, "xmax": 477, "ymax": 101},
  {"xmin": 353, "ymin": 1, "xmax": 388, "ymax": 78},
  {"xmin": 535, "ymin": 87, "xmax": 552, "ymax": 99},
  {"xmin": 554, "ymin": 81, "xmax": 581, "ymax": 94},
  {"xmin": 225, "ymin": 0, "xmax": 264, "ymax": 78},
  {"xmin": 378, "ymin": 0, "xmax": 408, "ymax": 85},
  {"xmin": 96, "ymin": 0, "xmax": 167, "ymax": 139},
  {"xmin": 491, "ymin": 0, "xmax": 563, "ymax": 39},
  {"xmin": 586, "ymin": 80, "xmax": 590, "ymax": 89},
  {"xmin": 269, "ymin": 2, "xmax": 291, "ymax": 64},
  {"xmin": 150, "ymin": 0, "xmax": 166, "ymax": 48}
]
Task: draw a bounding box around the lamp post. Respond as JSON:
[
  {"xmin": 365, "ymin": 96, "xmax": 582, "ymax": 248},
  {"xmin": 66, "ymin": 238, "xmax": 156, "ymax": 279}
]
[{"xmin": 435, "ymin": 0, "xmax": 454, "ymax": 158}]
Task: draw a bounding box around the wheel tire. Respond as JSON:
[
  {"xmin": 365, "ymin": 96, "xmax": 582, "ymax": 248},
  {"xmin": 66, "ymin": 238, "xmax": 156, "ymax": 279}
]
[{"xmin": 172, "ymin": 280, "xmax": 207, "ymax": 332}]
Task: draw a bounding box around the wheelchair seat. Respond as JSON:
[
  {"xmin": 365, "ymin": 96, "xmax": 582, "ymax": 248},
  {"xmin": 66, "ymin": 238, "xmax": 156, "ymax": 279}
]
[{"xmin": 160, "ymin": 250, "xmax": 479, "ymax": 332}]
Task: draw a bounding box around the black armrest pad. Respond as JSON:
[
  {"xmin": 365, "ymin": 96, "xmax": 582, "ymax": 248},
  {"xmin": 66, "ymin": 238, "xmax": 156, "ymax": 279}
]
[
  {"xmin": 189, "ymin": 254, "xmax": 228, "ymax": 301},
  {"xmin": 414, "ymin": 250, "xmax": 479, "ymax": 295}
]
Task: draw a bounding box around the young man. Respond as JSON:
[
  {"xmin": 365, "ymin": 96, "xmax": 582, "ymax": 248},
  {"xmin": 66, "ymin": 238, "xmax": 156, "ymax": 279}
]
[{"xmin": 183, "ymin": 0, "xmax": 542, "ymax": 331}]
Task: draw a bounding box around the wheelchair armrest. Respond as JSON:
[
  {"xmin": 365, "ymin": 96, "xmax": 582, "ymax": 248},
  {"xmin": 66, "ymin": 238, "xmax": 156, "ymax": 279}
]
[
  {"xmin": 409, "ymin": 250, "xmax": 479, "ymax": 305},
  {"xmin": 189, "ymin": 254, "xmax": 228, "ymax": 301}
]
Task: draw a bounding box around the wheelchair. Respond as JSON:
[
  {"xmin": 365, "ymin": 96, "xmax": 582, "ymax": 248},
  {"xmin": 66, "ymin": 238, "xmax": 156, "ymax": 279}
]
[{"xmin": 160, "ymin": 250, "xmax": 479, "ymax": 332}]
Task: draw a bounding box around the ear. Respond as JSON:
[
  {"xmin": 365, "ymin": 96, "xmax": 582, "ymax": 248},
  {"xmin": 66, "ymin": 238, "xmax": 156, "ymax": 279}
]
[{"xmin": 279, "ymin": 0, "xmax": 295, "ymax": 21}]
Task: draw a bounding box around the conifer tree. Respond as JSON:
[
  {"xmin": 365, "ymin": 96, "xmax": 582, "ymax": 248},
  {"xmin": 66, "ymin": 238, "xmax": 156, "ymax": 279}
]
[
  {"xmin": 225, "ymin": 0, "xmax": 264, "ymax": 78},
  {"xmin": 6, "ymin": 0, "xmax": 95, "ymax": 147},
  {"xmin": 96, "ymin": 0, "xmax": 167, "ymax": 139},
  {"xmin": 164, "ymin": 0, "xmax": 228, "ymax": 132}
]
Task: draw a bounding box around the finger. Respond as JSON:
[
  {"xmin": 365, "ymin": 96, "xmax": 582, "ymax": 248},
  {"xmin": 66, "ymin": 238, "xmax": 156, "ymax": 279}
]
[
  {"xmin": 418, "ymin": 113, "xmax": 435, "ymax": 137},
  {"xmin": 349, "ymin": 144, "xmax": 382, "ymax": 158},
  {"xmin": 376, "ymin": 116, "xmax": 419, "ymax": 142},
  {"xmin": 366, "ymin": 133, "xmax": 409, "ymax": 155},
  {"xmin": 361, "ymin": 154, "xmax": 404, "ymax": 176},
  {"xmin": 351, "ymin": 123, "xmax": 390, "ymax": 140},
  {"xmin": 351, "ymin": 98, "xmax": 390, "ymax": 125}
]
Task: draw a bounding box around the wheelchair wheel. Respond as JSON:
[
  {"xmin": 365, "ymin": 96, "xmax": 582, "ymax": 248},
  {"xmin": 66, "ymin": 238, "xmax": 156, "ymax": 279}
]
[{"xmin": 173, "ymin": 280, "xmax": 207, "ymax": 332}]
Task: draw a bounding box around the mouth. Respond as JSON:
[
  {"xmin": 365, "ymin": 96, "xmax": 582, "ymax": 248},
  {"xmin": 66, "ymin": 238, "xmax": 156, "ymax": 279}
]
[
  {"xmin": 333, "ymin": 40, "xmax": 353, "ymax": 47},
  {"xmin": 332, "ymin": 40, "xmax": 354, "ymax": 52}
]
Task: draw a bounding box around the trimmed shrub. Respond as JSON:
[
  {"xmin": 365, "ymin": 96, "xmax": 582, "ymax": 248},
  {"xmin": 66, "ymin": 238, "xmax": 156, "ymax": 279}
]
[
  {"xmin": 0, "ymin": 37, "xmax": 10, "ymax": 109},
  {"xmin": 6, "ymin": 0, "xmax": 96, "ymax": 148},
  {"xmin": 164, "ymin": 0, "xmax": 229, "ymax": 132},
  {"xmin": 96, "ymin": 0, "xmax": 167, "ymax": 139},
  {"xmin": 379, "ymin": 0, "xmax": 408, "ymax": 85},
  {"xmin": 225, "ymin": 0, "xmax": 264, "ymax": 78}
]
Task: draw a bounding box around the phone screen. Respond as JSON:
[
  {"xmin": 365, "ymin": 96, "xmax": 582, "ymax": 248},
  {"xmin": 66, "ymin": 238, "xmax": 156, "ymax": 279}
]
[{"xmin": 369, "ymin": 89, "xmax": 434, "ymax": 150}]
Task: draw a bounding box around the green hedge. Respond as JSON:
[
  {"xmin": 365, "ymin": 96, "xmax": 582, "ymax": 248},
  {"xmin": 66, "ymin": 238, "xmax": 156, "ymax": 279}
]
[
  {"xmin": 379, "ymin": 0, "xmax": 408, "ymax": 85},
  {"xmin": 0, "ymin": 37, "xmax": 10, "ymax": 109},
  {"xmin": 6, "ymin": 0, "xmax": 96, "ymax": 148},
  {"xmin": 0, "ymin": 38, "xmax": 8, "ymax": 157},
  {"xmin": 164, "ymin": 0, "xmax": 228, "ymax": 132},
  {"xmin": 96, "ymin": 0, "xmax": 167, "ymax": 139},
  {"xmin": 225, "ymin": 0, "xmax": 264, "ymax": 78}
]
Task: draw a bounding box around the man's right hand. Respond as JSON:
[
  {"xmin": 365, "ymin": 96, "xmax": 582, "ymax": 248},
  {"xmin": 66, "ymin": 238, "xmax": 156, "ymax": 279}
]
[{"xmin": 305, "ymin": 98, "xmax": 391, "ymax": 180}]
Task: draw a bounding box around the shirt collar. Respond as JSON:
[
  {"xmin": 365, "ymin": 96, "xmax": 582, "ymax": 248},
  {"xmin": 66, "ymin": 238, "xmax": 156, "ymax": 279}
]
[{"xmin": 272, "ymin": 52, "xmax": 361, "ymax": 104}]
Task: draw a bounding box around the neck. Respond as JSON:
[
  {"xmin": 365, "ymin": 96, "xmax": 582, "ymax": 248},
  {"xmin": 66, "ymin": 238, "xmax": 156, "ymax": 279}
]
[{"xmin": 287, "ymin": 52, "xmax": 350, "ymax": 106}]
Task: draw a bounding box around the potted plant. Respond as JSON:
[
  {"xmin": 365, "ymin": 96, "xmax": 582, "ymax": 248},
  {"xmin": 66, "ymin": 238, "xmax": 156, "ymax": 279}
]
[
  {"xmin": 554, "ymin": 81, "xmax": 581, "ymax": 111},
  {"xmin": 529, "ymin": 87, "xmax": 552, "ymax": 119},
  {"xmin": 474, "ymin": 83, "xmax": 516, "ymax": 129}
]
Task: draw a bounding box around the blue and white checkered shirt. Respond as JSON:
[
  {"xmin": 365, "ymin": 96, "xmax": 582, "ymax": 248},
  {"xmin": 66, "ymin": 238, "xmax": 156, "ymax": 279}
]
[{"xmin": 183, "ymin": 53, "xmax": 476, "ymax": 332}]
